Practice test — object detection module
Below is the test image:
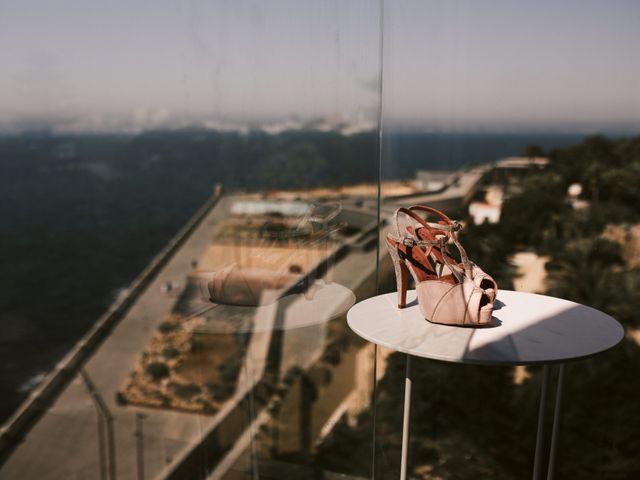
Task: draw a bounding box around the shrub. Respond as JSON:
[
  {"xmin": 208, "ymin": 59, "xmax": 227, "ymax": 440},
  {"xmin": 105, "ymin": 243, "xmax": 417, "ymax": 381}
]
[
  {"xmin": 115, "ymin": 391, "xmax": 128, "ymax": 405},
  {"xmin": 162, "ymin": 347, "xmax": 180, "ymax": 359},
  {"xmin": 145, "ymin": 362, "xmax": 169, "ymax": 381},
  {"xmin": 207, "ymin": 382, "xmax": 235, "ymax": 402},
  {"xmin": 158, "ymin": 321, "xmax": 179, "ymax": 333},
  {"xmin": 322, "ymin": 347, "xmax": 341, "ymax": 365},
  {"xmin": 283, "ymin": 366, "xmax": 304, "ymax": 384},
  {"xmin": 171, "ymin": 383, "xmax": 201, "ymax": 400}
]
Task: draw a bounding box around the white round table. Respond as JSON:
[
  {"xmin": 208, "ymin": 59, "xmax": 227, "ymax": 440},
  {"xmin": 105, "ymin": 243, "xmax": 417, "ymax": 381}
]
[{"xmin": 347, "ymin": 290, "xmax": 623, "ymax": 480}]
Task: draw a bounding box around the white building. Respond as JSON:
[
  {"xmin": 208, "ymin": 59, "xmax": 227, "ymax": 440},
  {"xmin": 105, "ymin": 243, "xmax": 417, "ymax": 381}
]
[{"xmin": 415, "ymin": 170, "xmax": 457, "ymax": 192}]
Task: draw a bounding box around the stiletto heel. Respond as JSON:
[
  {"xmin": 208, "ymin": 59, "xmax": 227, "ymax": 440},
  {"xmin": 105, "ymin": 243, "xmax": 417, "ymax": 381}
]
[{"xmin": 386, "ymin": 243, "xmax": 409, "ymax": 308}]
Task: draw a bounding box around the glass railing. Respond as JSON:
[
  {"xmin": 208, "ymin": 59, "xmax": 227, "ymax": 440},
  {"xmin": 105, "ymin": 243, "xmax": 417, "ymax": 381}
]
[{"xmin": 1, "ymin": 1, "xmax": 640, "ymax": 480}]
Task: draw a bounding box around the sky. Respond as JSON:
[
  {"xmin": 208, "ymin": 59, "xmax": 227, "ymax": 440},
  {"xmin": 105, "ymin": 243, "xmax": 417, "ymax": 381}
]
[{"xmin": 0, "ymin": 0, "xmax": 639, "ymax": 133}]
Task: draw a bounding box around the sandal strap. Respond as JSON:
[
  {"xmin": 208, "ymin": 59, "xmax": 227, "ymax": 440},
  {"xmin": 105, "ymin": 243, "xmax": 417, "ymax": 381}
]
[
  {"xmin": 387, "ymin": 233, "xmax": 448, "ymax": 249},
  {"xmin": 393, "ymin": 207, "xmax": 450, "ymax": 235},
  {"xmin": 393, "ymin": 207, "xmax": 465, "ymax": 283},
  {"xmin": 405, "ymin": 206, "xmax": 473, "ymax": 281}
]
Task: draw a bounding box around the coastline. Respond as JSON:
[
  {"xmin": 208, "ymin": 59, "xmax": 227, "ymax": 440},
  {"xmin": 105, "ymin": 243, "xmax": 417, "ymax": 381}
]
[{"xmin": 0, "ymin": 192, "xmax": 222, "ymax": 462}]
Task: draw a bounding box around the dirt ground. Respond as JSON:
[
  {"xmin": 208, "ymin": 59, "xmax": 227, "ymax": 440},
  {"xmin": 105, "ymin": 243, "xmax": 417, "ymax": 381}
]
[
  {"xmin": 602, "ymin": 223, "xmax": 640, "ymax": 267},
  {"xmin": 511, "ymin": 251, "xmax": 549, "ymax": 294},
  {"xmin": 198, "ymin": 243, "xmax": 332, "ymax": 273},
  {"xmin": 176, "ymin": 333, "xmax": 238, "ymax": 384},
  {"xmin": 263, "ymin": 180, "xmax": 417, "ymax": 199}
]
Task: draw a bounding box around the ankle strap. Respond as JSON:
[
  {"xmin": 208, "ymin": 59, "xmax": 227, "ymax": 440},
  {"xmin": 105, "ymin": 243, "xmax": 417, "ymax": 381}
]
[
  {"xmin": 396, "ymin": 206, "xmax": 473, "ymax": 282},
  {"xmin": 393, "ymin": 207, "xmax": 458, "ymax": 236},
  {"xmin": 408, "ymin": 205, "xmax": 454, "ymax": 225},
  {"xmin": 391, "ymin": 208, "xmax": 463, "ymax": 283}
]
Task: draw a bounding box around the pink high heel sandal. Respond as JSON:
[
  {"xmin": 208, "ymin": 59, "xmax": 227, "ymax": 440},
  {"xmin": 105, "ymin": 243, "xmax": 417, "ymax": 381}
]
[
  {"xmin": 385, "ymin": 207, "xmax": 495, "ymax": 326},
  {"xmin": 406, "ymin": 205, "xmax": 498, "ymax": 301}
]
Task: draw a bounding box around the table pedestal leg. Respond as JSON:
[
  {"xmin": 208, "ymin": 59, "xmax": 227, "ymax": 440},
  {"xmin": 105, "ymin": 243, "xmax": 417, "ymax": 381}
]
[
  {"xmin": 546, "ymin": 364, "xmax": 565, "ymax": 480},
  {"xmin": 533, "ymin": 365, "xmax": 551, "ymax": 480},
  {"xmin": 532, "ymin": 364, "xmax": 567, "ymax": 480},
  {"xmin": 400, "ymin": 355, "xmax": 412, "ymax": 480}
]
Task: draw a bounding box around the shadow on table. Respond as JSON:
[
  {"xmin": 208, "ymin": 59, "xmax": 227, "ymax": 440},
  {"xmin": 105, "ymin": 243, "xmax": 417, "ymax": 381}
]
[{"xmin": 464, "ymin": 302, "xmax": 623, "ymax": 364}]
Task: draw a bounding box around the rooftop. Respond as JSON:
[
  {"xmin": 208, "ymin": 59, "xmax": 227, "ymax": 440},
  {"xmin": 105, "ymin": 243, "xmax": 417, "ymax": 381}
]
[{"xmin": 495, "ymin": 156, "xmax": 549, "ymax": 169}]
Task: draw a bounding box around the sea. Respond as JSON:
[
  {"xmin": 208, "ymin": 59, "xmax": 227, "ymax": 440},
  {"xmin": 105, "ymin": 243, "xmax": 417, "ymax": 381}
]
[{"xmin": 0, "ymin": 130, "xmax": 599, "ymax": 422}]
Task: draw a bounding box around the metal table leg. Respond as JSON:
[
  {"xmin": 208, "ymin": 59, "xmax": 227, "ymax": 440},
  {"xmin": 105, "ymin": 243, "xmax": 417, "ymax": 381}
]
[
  {"xmin": 400, "ymin": 355, "xmax": 412, "ymax": 480},
  {"xmin": 547, "ymin": 364, "xmax": 565, "ymax": 480},
  {"xmin": 395, "ymin": 360, "xmax": 564, "ymax": 480},
  {"xmin": 533, "ymin": 365, "xmax": 551, "ymax": 480},
  {"xmin": 370, "ymin": 344, "xmax": 378, "ymax": 480}
]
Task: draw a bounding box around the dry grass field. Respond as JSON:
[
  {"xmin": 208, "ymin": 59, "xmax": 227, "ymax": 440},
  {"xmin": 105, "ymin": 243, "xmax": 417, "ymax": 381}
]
[{"xmin": 198, "ymin": 243, "xmax": 333, "ymax": 274}]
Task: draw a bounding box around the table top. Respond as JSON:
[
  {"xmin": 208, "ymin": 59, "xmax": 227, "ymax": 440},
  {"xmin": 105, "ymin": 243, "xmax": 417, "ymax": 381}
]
[{"xmin": 347, "ymin": 290, "xmax": 624, "ymax": 365}]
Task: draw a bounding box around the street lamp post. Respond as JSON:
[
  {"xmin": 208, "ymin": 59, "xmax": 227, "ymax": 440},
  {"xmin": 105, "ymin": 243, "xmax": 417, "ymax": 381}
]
[{"xmin": 81, "ymin": 370, "xmax": 117, "ymax": 480}]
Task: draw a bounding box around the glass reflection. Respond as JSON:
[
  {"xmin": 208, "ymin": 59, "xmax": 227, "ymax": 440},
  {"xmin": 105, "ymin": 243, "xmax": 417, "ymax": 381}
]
[
  {"xmin": 0, "ymin": 0, "xmax": 381, "ymax": 477},
  {"xmin": 3, "ymin": 1, "xmax": 640, "ymax": 480}
]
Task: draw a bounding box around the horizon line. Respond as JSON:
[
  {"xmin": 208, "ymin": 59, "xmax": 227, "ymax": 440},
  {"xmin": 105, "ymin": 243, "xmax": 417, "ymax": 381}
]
[{"xmin": 1, "ymin": 126, "xmax": 638, "ymax": 138}]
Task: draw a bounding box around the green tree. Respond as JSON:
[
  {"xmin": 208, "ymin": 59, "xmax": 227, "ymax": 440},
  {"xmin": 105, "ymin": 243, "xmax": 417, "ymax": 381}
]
[
  {"xmin": 500, "ymin": 173, "xmax": 571, "ymax": 252},
  {"xmin": 546, "ymin": 237, "xmax": 625, "ymax": 312},
  {"xmin": 521, "ymin": 144, "xmax": 546, "ymax": 157},
  {"xmin": 145, "ymin": 362, "xmax": 169, "ymax": 382}
]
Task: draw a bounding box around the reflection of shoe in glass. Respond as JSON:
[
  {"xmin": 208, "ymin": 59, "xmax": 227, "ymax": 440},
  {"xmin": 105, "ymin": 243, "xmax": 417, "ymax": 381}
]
[
  {"xmin": 385, "ymin": 207, "xmax": 494, "ymax": 326},
  {"xmin": 299, "ymin": 201, "xmax": 344, "ymax": 286},
  {"xmin": 189, "ymin": 264, "xmax": 303, "ymax": 306},
  {"xmin": 406, "ymin": 205, "xmax": 498, "ymax": 301}
]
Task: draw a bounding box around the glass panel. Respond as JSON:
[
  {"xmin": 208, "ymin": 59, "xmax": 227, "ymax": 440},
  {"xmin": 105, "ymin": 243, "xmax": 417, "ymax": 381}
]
[
  {"xmin": 370, "ymin": 1, "xmax": 640, "ymax": 479},
  {"xmin": 4, "ymin": 1, "xmax": 640, "ymax": 479},
  {"xmin": 0, "ymin": 1, "xmax": 381, "ymax": 479}
]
